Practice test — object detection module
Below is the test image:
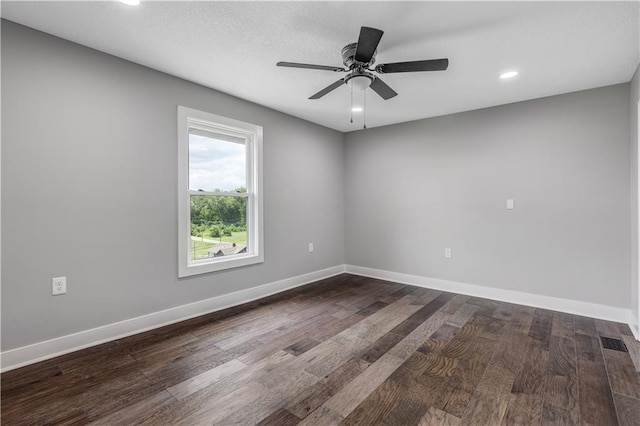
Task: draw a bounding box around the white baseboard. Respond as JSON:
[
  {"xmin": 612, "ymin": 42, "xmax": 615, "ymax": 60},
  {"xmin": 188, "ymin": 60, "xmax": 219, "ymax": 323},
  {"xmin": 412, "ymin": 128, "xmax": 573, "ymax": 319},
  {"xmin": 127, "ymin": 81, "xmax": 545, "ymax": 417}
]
[
  {"xmin": 3, "ymin": 263, "xmax": 636, "ymax": 372},
  {"xmin": 0, "ymin": 265, "xmax": 346, "ymax": 372},
  {"xmin": 630, "ymin": 320, "xmax": 640, "ymax": 340},
  {"xmin": 345, "ymin": 265, "xmax": 633, "ymax": 326}
]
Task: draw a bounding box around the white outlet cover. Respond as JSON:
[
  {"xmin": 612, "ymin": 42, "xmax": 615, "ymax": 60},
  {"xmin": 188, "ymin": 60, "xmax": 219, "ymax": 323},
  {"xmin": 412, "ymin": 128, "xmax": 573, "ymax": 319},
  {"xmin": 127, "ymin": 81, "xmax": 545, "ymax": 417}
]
[
  {"xmin": 52, "ymin": 276, "xmax": 66, "ymax": 295},
  {"xmin": 507, "ymin": 199, "xmax": 515, "ymax": 210},
  {"xmin": 445, "ymin": 248, "xmax": 452, "ymax": 259}
]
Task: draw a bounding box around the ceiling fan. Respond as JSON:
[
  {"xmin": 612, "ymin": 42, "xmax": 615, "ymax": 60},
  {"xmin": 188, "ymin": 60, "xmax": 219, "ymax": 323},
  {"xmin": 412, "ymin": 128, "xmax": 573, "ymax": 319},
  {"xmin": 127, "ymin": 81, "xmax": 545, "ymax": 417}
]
[{"xmin": 277, "ymin": 26, "xmax": 449, "ymax": 100}]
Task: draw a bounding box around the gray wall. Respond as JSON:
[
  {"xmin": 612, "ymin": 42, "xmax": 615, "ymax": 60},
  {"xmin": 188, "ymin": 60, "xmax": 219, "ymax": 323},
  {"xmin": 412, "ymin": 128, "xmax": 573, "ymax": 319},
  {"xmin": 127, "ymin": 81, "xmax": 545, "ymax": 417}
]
[
  {"xmin": 631, "ymin": 64, "xmax": 640, "ymax": 332},
  {"xmin": 2, "ymin": 19, "xmax": 636, "ymax": 353},
  {"xmin": 345, "ymin": 84, "xmax": 631, "ymax": 308},
  {"xmin": 1, "ymin": 21, "xmax": 345, "ymax": 350}
]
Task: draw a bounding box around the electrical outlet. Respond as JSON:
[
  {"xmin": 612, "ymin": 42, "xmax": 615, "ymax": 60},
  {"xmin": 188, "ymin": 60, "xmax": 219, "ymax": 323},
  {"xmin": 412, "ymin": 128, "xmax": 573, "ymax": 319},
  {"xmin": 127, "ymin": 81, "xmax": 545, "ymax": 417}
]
[
  {"xmin": 52, "ymin": 276, "xmax": 66, "ymax": 295},
  {"xmin": 308, "ymin": 243, "xmax": 314, "ymax": 253},
  {"xmin": 507, "ymin": 198, "xmax": 515, "ymax": 210},
  {"xmin": 445, "ymin": 248, "xmax": 452, "ymax": 259}
]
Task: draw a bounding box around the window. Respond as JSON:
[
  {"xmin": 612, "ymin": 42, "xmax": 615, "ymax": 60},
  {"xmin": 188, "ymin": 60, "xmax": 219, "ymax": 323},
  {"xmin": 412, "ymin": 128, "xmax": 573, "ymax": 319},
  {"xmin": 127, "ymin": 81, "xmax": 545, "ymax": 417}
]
[{"xmin": 178, "ymin": 106, "xmax": 263, "ymax": 277}]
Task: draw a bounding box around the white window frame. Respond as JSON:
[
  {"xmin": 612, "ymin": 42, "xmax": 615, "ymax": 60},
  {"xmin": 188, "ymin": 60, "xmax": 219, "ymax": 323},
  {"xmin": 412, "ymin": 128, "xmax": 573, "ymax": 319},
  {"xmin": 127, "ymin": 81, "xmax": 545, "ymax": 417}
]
[{"xmin": 177, "ymin": 106, "xmax": 263, "ymax": 277}]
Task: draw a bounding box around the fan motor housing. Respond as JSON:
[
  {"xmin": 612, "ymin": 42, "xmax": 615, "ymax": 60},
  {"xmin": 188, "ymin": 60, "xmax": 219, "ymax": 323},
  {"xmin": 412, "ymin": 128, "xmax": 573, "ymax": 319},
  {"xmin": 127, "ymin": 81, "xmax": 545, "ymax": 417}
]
[{"xmin": 341, "ymin": 43, "xmax": 376, "ymax": 69}]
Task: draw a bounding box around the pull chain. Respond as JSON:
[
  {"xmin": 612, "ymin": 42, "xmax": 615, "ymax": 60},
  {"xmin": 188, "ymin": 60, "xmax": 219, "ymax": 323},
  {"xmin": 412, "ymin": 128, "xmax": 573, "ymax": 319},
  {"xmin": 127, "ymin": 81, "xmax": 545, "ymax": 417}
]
[
  {"xmin": 363, "ymin": 88, "xmax": 367, "ymax": 129},
  {"xmin": 350, "ymin": 81, "xmax": 354, "ymax": 124}
]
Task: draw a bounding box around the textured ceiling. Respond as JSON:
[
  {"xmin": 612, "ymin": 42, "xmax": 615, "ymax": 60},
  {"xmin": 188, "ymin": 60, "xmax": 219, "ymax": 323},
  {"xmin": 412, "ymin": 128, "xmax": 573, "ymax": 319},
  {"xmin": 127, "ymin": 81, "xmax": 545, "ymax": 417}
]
[{"xmin": 2, "ymin": 1, "xmax": 639, "ymax": 132}]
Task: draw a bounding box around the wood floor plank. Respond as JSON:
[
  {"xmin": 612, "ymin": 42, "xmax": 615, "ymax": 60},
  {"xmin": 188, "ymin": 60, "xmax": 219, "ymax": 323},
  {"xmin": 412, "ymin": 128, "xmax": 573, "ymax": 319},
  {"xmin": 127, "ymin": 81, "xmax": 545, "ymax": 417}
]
[
  {"xmin": 474, "ymin": 330, "xmax": 528, "ymax": 398},
  {"xmin": 213, "ymin": 370, "xmax": 318, "ymax": 425},
  {"xmin": 89, "ymin": 390, "xmax": 176, "ymax": 426},
  {"xmin": 282, "ymin": 381, "xmax": 330, "ymax": 420},
  {"xmin": 509, "ymin": 305, "xmax": 536, "ymax": 334},
  {"xmin": 239, "ymin": 314, "xmax": 338, "ymax": 364},
  {"xmin": 502, "ymin": 337, "xmax": 548, "ymax": 426},
  {"xmin": 284, "ymin": 337, "xmax": 322, "ymax": 356},
  {"xmin": 541, "ymin": 335, "xmax": 579, "ymax": 425},
  {"xmin": 165, "ymin": 358, "xmax": 246, "ymax": 400},
  {"xmin": 0, "ymin": 365, "xmax": 65, "ymax": 404},
  {"xmin": 341, "ymin": 351, "xmax": 434, "ymax": 425},
  {"xmin": 618, "ymin": 323, "xmax": 635, "ymax": 337},
  {"xmin": 323, "ymin": 358, "xmax": 371, "ymax": 394},
  {"xmin": 440, "ymin": 316, "xmax": 485, "ymax": 359},
  {"xmin": 127, "ymin": 332, "xmax": 199, "ymax": 360},
  {"xmin": 595, "ymin": 318, "xmax": 624, "ymax": 338},
  {"xmin": 142, "ymin": 338, "xmax": 259, "ymax": 388},
  {"xmin": 214, "ymin": 316, "xmax": 295, "ymax": 350},
  {"xmin": 417, "ymin": 406, "xmax": 461, "ymax": 426},
  {"xmin": 418, "ymin": 323, "xmax": 460, "ymax": 354},
  {"xmin": 379, "ymin": 322, "xmax": 464, "ymax": 424},
  {"xmin": 423, "ymin": 316, "xmax": 497, "ymax": 417},
  {"xmin": 551, "ymin": 312, "xmax": 575, "ymax": 339},
  {"xmin": 356, "ymin": 300, "xmax": 389, "ymax": 317},
  {"xmin": 1, "ymin": 274, "xmax": 634, "ymax": 426},
  {"xmin": 603, "ymin": 348, "xmax": 640, "ymax": 399},
  {"xmin": 492, "ymin": 301, "xmax": 515, "ymax": 321},
  {"xmin": 299, "ymin": 297, "xmax": 423, "ymax": 378},
  {"xmin": 435, "ymin": 337, "xmax": 498, "ymax": 417},
  {"xmin": 5, "ymin": 370, "xmax": 164, "ymax": 424},
  {"xmin": 528, "ymin": 308, "xmax": 553, "ymax": 350},
  {"xmin": 460, "ymin": 390, "xmax": 509, "ymax": 425},
  {"xmin": 380, "ymin": 348, "xmax": 461, "ymax": 425},
  {"xmin": 387, "ymin": 311, "xmax": 451, "ymax": 360},
  {"xmin": 466, "ymin": 297, "xmax": 499, "ymax": 316},
  {"xmin": 622, "ymin": 335, "xmax": 640, "ymax": 373},
  {"xmin": 68, "ymin": 372, "xmax": 168, "ymax": 422},
  {"xmin": 297, "ymin": 405, "xmax": 344, "ymax": 426},
  {"xmin": 318, "ymin": 353, "xmax": 406, "ymax": 419},
  {"xmin": 612, "ymin": 392, "xmax": 640, "ymax": 426},
  {"xmin": 381, "ymin": 380, "xmax": 432, "ymax": 425},
  {"xmin": 358, "ymin": 331, "xmax": 405, "ymax": 363},
  {"xmin": 574, "ymin": 332, "xmax": 619, "ymax": 425},
  {"xmin": 305, "ymin": 313, "xmax": 367, "ymax": 343},
  {"xmin": 137, "ymin": 351, "xmax": 296, "ymax": 425},
  {"xmin": 255, "ymin": 408, "xmax": 301, "ymax": 426},
  {"xmin": 574, "ymin": 315, "xmax": 597, "ymax": 336},
  {"xmin": 445, "ymin": 302, "xmax": 478, "ymax": 328},
  {"xmin": 382, "ymin": 294, "xmax": 458, "ymax": 361},
  {"xmin": 302, "ymin": 340, "xmax": 360, "ymax": 378},
  {"xmin": 441, "ymin": 295, "xmax": 470, "ymax": 315},
  {"xmin": 410, "ymin": 289, "xmax": 442, "ymax": 306},
  {"xmin": 57, "ymin": 344, "xmax": 135, "ymax": 376},
  {"xmin": 175, "ymin": 381, "xmax": 273, "ymax": 425},
  {"xmin": 281, "ymin": 356, "xmax": 368, "ymax": 420}
]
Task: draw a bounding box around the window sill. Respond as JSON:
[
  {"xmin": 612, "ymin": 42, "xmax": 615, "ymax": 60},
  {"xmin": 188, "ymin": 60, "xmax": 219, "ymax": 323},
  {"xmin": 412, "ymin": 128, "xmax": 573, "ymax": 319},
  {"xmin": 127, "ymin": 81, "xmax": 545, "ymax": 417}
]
[{"xmin": 178, "ymin": 253, "xmax": 264, "ymax": 278}]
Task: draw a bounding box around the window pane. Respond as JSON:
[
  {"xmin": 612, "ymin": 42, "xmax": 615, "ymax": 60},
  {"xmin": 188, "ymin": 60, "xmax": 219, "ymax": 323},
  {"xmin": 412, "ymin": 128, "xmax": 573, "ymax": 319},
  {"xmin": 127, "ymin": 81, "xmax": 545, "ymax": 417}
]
[
  {"xmin": 189, "ymin": 131, "xmax": 246, "ymax": 192},
  {"xmin": 190, "ymin": 195, "xmax": 248, "ymax": 261}
]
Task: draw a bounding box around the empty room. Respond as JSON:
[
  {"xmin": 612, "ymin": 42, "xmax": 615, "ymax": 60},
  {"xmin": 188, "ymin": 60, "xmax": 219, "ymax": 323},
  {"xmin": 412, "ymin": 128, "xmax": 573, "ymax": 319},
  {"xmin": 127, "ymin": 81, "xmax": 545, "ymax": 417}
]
[{"xmin": 2, "ymin": 1, "xmax": 640, "ymax": 425}]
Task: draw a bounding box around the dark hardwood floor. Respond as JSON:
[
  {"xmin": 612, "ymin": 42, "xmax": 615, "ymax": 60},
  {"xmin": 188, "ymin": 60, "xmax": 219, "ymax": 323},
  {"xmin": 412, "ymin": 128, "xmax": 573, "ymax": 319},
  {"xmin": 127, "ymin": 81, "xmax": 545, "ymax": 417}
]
[{"xmin": 2, "ymin": 274, "xmax": 640, "ymax": 425}]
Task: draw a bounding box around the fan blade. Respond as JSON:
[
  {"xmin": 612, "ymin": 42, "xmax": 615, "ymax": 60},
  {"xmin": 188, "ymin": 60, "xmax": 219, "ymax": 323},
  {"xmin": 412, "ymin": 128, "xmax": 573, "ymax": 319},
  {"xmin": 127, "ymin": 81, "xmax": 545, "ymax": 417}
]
[
  {"xmin": 370, "ymin": 77, "xmax": 397, "ymax": 100},
  {"xmin": 354, "ymin": 27, "xmax": 384, "ymax": 64},
  {"xmin": 277, "ymin": 62, "xmax": 346, "ymax": 72},
  {"xmin": 309, "ymin": 79, "xmax": 345, "ymax": 99},
  {"xmin": 376, "ymin": 58, "xmax": 449, "ymax": 74}
]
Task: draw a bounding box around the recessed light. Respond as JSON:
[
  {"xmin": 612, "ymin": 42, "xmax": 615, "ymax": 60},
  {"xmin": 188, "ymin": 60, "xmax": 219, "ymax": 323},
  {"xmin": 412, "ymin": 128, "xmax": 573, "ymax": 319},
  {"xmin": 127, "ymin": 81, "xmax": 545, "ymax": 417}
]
[
  {"xmin": 120, "ymin": 0, "xmax": 140, "ymax": 5},
  {"xmin": 351, "ymin": 107, "xmax": 363, "ymax": 112},
  {"xmin": 500, "ymin": 71, "xmax": 519, "ymax": 79}
]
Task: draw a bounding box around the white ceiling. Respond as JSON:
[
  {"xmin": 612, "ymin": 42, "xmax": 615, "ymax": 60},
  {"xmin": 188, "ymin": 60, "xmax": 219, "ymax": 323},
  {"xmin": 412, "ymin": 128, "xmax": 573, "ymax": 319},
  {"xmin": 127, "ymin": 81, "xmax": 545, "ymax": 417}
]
[{"xmin": 2, "ymin": 1, "xmax": 639, "ymax": 132}]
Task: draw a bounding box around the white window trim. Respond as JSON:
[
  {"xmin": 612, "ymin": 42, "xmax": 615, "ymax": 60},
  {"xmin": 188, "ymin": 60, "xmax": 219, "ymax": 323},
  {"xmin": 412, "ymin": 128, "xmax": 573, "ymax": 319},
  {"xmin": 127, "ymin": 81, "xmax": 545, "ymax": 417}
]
[{"xmin": 177, "ymin": 106, "xmax": 263, "ymax": 277}]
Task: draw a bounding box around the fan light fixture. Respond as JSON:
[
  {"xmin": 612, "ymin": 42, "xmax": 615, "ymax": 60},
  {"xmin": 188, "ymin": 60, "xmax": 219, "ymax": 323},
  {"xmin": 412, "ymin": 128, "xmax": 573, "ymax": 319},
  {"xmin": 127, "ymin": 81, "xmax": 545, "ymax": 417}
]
[
  {"xmin": 500, "ymin": 71, "xmax": 519, "ymax": 79},
  {"xmin": 351, "ymin": 106, "xmax": 364, "ymax": 112},
  {"xmin": 120, "ymin": 0, "xmax": 140, "ymax": 6},
  {"xmin": 348, "ymin": 75, "xmax": 372, "ymax": 91}
]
